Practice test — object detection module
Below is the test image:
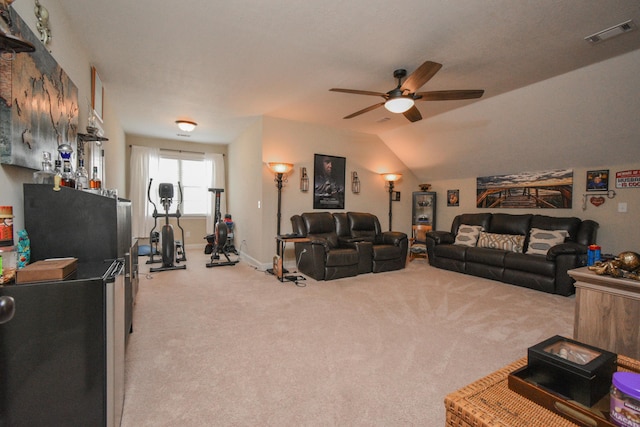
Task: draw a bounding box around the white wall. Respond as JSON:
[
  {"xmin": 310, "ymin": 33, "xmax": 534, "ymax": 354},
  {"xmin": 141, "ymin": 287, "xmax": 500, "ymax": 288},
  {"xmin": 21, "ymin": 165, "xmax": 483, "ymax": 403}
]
[
  {"xmin": 227, "ymin": 118, "xmax": 265, "ymax": 265},
  {"xmin": 236, "ymin": 116, "xmax": 418, "ymax": 267},
  {"xmin": 381, "ymin": 50, "xmax": 640, "ymax": 255}
]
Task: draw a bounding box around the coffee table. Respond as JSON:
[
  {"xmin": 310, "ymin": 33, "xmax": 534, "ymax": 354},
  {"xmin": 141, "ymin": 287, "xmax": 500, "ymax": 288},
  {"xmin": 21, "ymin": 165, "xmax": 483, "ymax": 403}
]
[{"xmin": 445, "ymin": 355, "xmax": 640, "ymax": 427}]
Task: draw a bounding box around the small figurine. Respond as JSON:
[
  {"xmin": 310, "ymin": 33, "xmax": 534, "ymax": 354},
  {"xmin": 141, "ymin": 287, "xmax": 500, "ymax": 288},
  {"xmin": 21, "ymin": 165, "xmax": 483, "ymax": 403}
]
[
  {"xmin": 589, "ymin": 251, "xmax": 640, "ymax": 281},
  {"xmin": 34, "ymin": 0, "xmax": 51, "ymax": 45}
]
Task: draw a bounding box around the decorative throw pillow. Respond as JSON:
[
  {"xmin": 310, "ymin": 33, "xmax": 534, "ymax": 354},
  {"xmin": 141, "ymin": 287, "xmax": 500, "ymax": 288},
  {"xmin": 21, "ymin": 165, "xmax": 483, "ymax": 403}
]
[
  {"xmin": 526, "ymin": 228, "xmax": 569, "ymax": 255},
  {"xmin": 454, "ymin": 224, "xmax": 483, "ymax": 247},
  {"xmin": 477, "ymin": 232, "xmax": 526, "ymax": 253}
]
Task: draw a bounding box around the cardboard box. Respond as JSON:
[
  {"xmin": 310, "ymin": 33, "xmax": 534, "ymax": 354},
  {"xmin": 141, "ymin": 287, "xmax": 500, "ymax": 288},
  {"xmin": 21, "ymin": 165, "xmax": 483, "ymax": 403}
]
[
  {"xmin": 16, "ymin": 258, "xmax": 78, "ymax": 284},
  {"xmin": 527, "ymin": 335, "xmax": 617, "ymax": 407}
]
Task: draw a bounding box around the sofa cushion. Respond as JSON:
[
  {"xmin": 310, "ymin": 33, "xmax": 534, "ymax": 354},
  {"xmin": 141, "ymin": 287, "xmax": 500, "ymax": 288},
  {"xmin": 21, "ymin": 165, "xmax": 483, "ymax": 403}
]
[
  {"xmin": 477, "ymin": 232, "xmax": 525, "ymax": 253},
  {"xmin": 325, "ymin": 248, "xmax": 359, "ymax": 267},
  {"xmin": 372, "ymin": 244, "xmax": 402, "ymax": 261},
  {"xmin": 434, "ymin": 244, "xmax": 467, "ymax": 261},
  {"xmin": 302, "ymin": 212, "xmax": 339, "ymax": 248},
  {"xmin": 454, "ymin": 224, "xmax": 483, "ymax": 247},
  {"xmin": 348, "ymin": 212, "xmax": 381, "ymax": 243},
  {"xmin": 333, "ymin": 212, "xmax": 350, "ymax": 238},
  {"xmin": 530, "ymin": 215, "xmax": 581, "ymax": 242},
  {"xmin": 467, "ymin": 247, "xmax": 506, "ymax": 267},
  {"xmin": 488, "ymin": 214, "xmax": 532, "ymax": 235},
  {"xmin": 525, "ymin": 228, "xmax": 569, "ymax": 255},
  {"xmin": 504, "ymin": 252, "xmax": 556, "ymax": 277},
  {"xmin": 451, "ymin": 213, "xmax": 492, "ymax": 235}
]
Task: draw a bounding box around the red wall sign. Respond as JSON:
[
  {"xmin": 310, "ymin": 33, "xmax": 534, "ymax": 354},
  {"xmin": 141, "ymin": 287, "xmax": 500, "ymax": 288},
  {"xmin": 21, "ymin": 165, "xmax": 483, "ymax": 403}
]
[{"xmin": 615, "ymin": 170, "xmax": 640, "ymax": 188}]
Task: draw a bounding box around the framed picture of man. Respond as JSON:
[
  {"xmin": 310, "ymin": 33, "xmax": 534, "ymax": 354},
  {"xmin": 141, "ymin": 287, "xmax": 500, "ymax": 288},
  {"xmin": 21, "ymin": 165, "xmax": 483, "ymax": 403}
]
[
  {"xmin": 314, "ymin": 154, "xmax": 346, "ymax": 209},
  {"xmin": 586, "ymin": 170, "xmax": 609, "ymax": 191}
]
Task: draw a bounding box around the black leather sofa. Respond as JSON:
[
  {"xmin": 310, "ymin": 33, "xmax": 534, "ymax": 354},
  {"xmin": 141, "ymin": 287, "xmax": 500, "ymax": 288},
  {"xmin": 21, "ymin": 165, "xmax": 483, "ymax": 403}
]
[
  {"xmin": 290, "ymin": 212, "xmax": 408, "ymax": 280},
  {"xmin": 426, "ymin": 213, "xmax": 599, "ymax": 296}
]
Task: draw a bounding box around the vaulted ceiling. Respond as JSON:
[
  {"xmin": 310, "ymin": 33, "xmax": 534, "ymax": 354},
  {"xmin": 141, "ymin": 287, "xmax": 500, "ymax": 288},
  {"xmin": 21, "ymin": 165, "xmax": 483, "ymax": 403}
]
[{"xmin": 59, "ymin": 1, "xmax": 640, "ymax": 175}]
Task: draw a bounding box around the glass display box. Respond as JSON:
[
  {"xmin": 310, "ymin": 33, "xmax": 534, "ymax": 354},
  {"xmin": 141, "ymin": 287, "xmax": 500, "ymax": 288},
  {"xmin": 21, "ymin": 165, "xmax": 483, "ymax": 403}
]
[{"xmin": 412, "ymin": 191, "xmax": 436, "ymax": 228}]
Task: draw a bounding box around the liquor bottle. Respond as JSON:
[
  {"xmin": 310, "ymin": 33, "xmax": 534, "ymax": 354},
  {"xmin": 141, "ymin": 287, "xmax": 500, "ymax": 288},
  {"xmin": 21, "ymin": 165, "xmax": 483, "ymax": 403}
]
[
  {"xmin": 54, "ymin": 160, "xmax": 62, "ymax": 179},
  {"xmin": 75, "ymin": 159, "xmax": 89, "ymax": 190},
  {"xmin": 89, "ymin": 166, "xmax": 102, "ymax": 189},
  {"xmin": 60, "ymin": 159, "xmax": 76, "ymax": 188},
  {"xmin": 32, "ymin": 151, "xmax": 56, "ymax": 184}
]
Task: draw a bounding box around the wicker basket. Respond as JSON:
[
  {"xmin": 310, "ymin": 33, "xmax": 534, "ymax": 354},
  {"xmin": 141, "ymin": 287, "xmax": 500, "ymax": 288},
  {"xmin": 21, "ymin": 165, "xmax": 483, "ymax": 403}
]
[{"xmin": 444, "ymin": 355, "xmax": 640, "ymax": 427}]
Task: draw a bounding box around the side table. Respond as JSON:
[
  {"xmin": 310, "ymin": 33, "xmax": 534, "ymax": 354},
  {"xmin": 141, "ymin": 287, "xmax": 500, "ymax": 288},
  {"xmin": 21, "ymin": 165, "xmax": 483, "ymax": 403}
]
[
  {"xmin": 275, "ymin": 236, "xmax": 310, "ymax": 284},
  {"xmin": 569, "ymin": 267, "xmax": 640, "ymax": 360},
  {"xmin": 445, "ymin": 355, "xmax": 640, "ymax": 427}
]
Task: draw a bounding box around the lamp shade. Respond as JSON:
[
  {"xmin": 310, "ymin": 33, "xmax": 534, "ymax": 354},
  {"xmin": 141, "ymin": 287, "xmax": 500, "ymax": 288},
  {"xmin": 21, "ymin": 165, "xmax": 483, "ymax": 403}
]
[
  {"xmin": 384, "ymin": 97, "xmax": 414, "ymax": 113},
  {"xmin": 176, "ymin": 120, "xmax": 197, "ymax": 132},
  {"xmin": 268, "ymin": 162, "xmax": 294, "ymax": 174},
  {"xmin": 382, "ymin": 173, "xmax": 402, "ymax": 182}
]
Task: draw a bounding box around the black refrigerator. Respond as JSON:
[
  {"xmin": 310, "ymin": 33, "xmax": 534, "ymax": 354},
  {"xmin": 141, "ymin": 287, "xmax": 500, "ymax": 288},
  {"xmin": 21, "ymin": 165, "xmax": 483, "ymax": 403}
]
[
  {"xmin": 23, "ymin": 184, "xmax": 138, "ymax": 345},
  {"xmin": 0, "ymin": 184, "xmax": 138, "ymax": 426},
  {"xmin": 0, "ymin": 260, "xmax": 125, "ymax": 426}
]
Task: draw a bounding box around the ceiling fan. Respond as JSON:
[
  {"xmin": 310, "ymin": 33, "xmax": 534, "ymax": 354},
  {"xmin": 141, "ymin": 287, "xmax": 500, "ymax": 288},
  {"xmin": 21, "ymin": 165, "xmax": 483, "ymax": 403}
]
[{"xmin": 330, "ymin": 60, "xmax": 484, "ymax": 122}]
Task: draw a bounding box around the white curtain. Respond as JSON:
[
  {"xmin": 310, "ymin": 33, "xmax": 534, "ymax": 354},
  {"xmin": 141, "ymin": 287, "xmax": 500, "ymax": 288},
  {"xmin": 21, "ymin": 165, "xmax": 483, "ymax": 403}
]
[
  {"xmin": 205, "ymin": 153, "xmax": 226, "ymax": 233},
  {"xmin": 129, "ymin": 145, "xmax": 160, "ymax": 239}
]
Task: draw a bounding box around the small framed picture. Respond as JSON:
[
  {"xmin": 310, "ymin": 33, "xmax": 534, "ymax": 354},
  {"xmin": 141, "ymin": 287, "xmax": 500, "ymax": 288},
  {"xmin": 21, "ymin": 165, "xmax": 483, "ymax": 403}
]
[
  {"xmin": 447, "ymin": 189, "xmax": 459, "ymax": 206},
  {"xmin": 586, "ymin": 170, "xmax": 609, "ymax": 191}
]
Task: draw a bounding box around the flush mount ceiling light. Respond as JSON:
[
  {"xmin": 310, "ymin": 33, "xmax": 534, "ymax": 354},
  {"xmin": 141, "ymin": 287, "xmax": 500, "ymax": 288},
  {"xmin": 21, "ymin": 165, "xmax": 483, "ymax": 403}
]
[
  {"xmin": 384, "ymin": 89, "xmax": 415, "ymax": 114},
  {"xmin": 175, "ymin": 120, "xmax": 197, "ymax": 132},
  {"xmin": 585, "ymin": 20, "xmax": 636, "ymax": 44}
]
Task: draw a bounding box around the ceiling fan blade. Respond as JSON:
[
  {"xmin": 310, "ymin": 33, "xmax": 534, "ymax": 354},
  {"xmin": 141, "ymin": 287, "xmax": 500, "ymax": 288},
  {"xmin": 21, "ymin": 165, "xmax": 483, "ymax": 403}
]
[
  {"xmin": 403, "ymin": 106, "xmax": 422, "ymax": 122},
  {"xmin": 415, "ymin": 90, "xmax": 485, "ymax": 101},
  {"xmin": 330, "ymin": 88, "xmax": 387, "ymax": 98},
  {"xmin": 343, "ymin": 102, "xmax": 385, "ymax": 119},
  {"xmin": 401, "ymin": 61, "xmax": 443, "ymax": 93}
]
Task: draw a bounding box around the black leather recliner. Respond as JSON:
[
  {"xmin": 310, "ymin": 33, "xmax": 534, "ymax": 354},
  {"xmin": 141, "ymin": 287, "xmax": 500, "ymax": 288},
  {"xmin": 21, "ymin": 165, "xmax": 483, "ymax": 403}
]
[
  {"xmin": 346, "ymin": 212, "xmax": 408, "ymax": 273},
  {"xmin": 290, "ymin": 212, "xmax": 359, "ymax": 280},
  {"xmin": 290, "ymin": 212, "xmax": 408, "ymax": 280},
  {"xmin": 333, "ymin": 213, "xmax": 373, "ymax": 274}
]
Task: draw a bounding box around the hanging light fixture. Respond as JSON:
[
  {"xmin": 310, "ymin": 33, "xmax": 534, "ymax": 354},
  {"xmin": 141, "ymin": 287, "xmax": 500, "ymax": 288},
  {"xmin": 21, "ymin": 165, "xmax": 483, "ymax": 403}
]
[
  {"xmin": 175, "ymin": 120, "xmax": 197, "ymax": 132},
  {"xmin": 384, "ymin": 89, "xmax": 414, "ymax": 114}
]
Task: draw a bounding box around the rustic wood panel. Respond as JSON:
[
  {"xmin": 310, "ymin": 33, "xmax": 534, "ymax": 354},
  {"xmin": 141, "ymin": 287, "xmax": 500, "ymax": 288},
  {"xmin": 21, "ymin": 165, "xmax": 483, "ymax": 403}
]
[{"xmin": 571, "ymin": 267, "xmax": 640, "ymax": 359}]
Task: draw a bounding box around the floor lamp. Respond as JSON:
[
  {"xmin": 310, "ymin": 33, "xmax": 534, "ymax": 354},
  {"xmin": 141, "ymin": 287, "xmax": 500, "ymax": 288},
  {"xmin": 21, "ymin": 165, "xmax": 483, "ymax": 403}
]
[
  {"xmin": 382, "ymin": 173, "xmax": 402, "ymax": 231},
  {"xmin": 268, "ymin": 162, "xmax": 294, "ymax": 252}
]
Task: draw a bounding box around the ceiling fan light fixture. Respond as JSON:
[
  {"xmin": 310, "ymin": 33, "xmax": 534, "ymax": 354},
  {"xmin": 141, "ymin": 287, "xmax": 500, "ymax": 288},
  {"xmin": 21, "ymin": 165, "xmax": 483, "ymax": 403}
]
[
  {"xmin": 176, "ymin": 120, "xmax": 197, "ymax": 132},
  {"xmin": 384, "ymin": 96, "xmax": 414, "ymax": 114}
]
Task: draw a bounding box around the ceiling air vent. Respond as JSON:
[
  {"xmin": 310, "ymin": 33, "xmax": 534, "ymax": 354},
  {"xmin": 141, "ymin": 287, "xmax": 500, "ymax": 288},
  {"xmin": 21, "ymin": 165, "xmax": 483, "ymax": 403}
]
[{"xmin": 585, "ymin": 20, "xmax": 636, "ymax": 44}]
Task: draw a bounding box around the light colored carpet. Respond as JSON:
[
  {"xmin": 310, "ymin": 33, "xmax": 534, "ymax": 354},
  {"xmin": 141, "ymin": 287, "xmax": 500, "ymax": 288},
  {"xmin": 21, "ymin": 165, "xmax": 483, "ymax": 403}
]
[{"xmin": 121, "ymin": 249, "xmax": 575, "ymax": 426}]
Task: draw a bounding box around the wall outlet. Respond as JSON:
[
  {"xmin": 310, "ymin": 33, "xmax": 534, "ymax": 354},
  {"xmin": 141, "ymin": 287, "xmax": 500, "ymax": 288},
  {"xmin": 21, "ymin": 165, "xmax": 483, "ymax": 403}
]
[
  {"xmin": 186, "ymin": 231, "xmax": 191, "ymax": 237},
  {"xmin": 618, "ymin": 202, "xmax": 628, "ymax": 213}
]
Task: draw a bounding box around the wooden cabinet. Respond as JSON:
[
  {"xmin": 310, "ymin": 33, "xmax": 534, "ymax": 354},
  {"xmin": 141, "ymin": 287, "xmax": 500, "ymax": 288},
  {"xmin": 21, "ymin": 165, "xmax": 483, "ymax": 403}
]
[
  {"xmin": 569, "ymin": 267, "xmax": 640, "ymax": 359},
  {"xmin": 412, "ymin": 191, "xmax": 436, "ymax": 228}
]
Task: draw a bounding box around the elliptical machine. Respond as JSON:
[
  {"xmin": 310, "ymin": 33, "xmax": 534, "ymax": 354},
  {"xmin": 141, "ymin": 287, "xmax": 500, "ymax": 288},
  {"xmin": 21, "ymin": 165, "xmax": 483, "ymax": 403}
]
[
  {"xmin": 205, "ymin": 188, "xmax": 239, "ymax": 268},
  {"xmin": 147, "ymin": 178, "xmax": 187, "ymax": 272}
]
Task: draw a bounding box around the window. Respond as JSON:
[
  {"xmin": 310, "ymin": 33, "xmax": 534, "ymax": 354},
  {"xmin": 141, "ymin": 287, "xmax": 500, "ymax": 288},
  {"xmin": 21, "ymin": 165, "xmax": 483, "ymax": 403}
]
[{"xmin": 156, "ymin": 152, "xmax": 209, "ymax": 215}]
